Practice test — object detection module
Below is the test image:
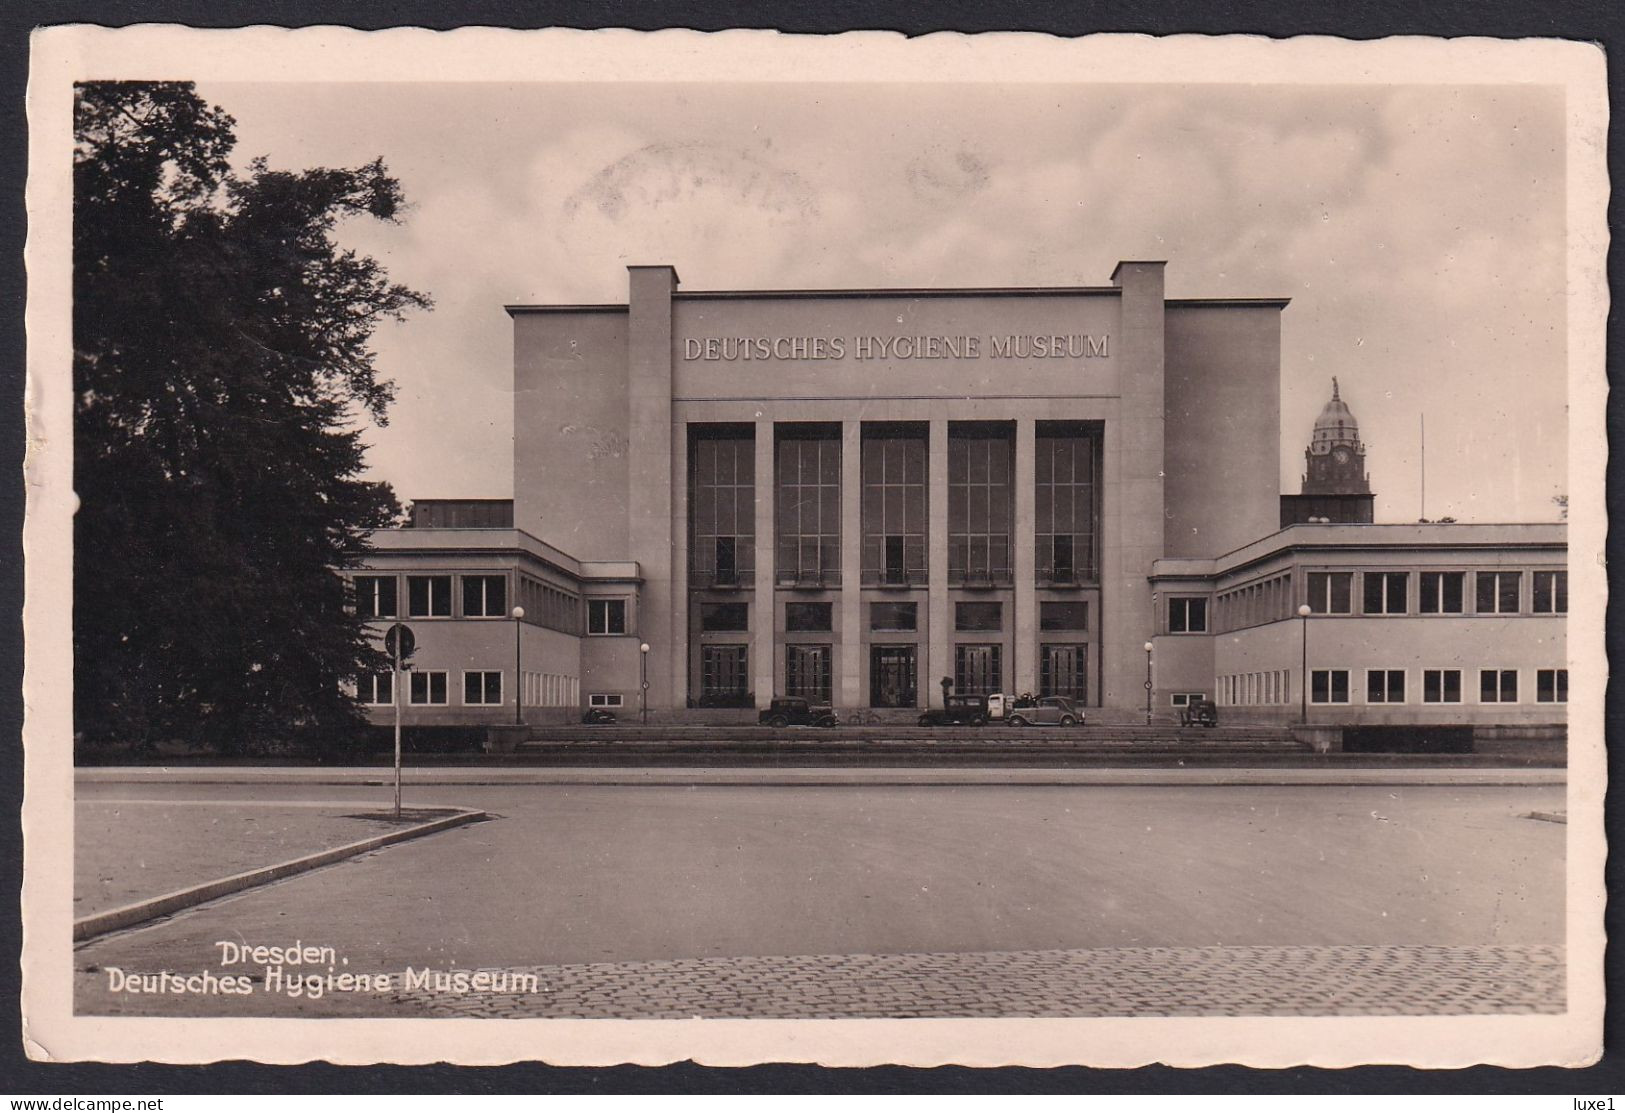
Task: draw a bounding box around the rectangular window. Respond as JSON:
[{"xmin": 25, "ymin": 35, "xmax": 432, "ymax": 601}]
[
  {"xmin": 1480, "ymin": 669, "xmax": 1518, "ymax": 703},
  {"xmin": 948, "ymin": 428, "xmax": 1013, "ymax": 585},
  {"xmin": 409, "ymin": 671, "xmax": 448, "ymax": 705},
  {"xmin": 700, "ymin": 602, "xmax": 749, "ymax": 632},
  {"xmin": 406, "ymin": 575, "xmax": 451, "ymax": 618},
  {"xmin": 1476, "ymin": 571, "xmax": 1521, "ymax": 614},
  {"xmin": 461, "ymin": 574, "xmax": 507, "ymax": 618},
  {"xmin": 1362, "ymin": 572, "xmax": 1408, "ymax": 615},
  {"xmin": 715, "ymin": 537, "xmax": 739, "ymax": 585},
  {"xmin": 689, "ymin": 430, "xmax": 755, "ymax": 586},
  {"xmin": 862, "ymin": 428, "xmax": 928, "ymax": 585},
  {"xmin": 954, "ymin": 644, "xmax": 1002, "ymax": 696},
  {"xmin": 785, "ymin": 601, "xmax": 833, "ymax": 632},
  {"xmin": 869, "ymin": 602, "xmax": 918, "ymax": 631},
  {"xmin": 354, "ymin": 575, "xmax": 398, "ymax": 619},
  {"xmin": 1039, "ymin": 601, "xmax": 1089, "ymax": 631},
  {"xmin": 1419, "ymin": 571, "xmax": 1465, "ymax": 614},
  {"xmin": 1366, "ymin": 669, "xmax": 1405, "ymax": 703},
  {"xmin": 1423, "ymin": 668, "xmax": 1463, "ymax": 703},
  {"xmin": 1532, "ymin": 570, "xmax": 1567, "ymax": 614},
  {"xmin": 1306, "ymin": 572, "xmax": 1353, "ymax": 614},
  {"xmin": 955, "ymin": 601, "xmax": 1003, "ymax": 632},
  {"xmin": 785, "ymin": 644, "xmax": 833, "ymax": 702},
  {"xmin": 776, "ymin": 431, "xmax": 841, "ymax": 584},
  {"xmin": 587, "ymin": 599, "xmax": 627, "ymax": 635},
  {"xmin": 1168, "ymin": 597, "xmax": 1208, "ymax": 633},
  {"xmin": 463, "ymin": 670, "xmax": 503, "ymax": 705},
  {"xmin": 1170, "ymin": 692, "xmax": 1206, "ymax": 707},
  {"xmin": 1035, "ymin": 429, "xmax": 1099, "ymax": 583},
  {"xmin": 1536, "ymin": 669, "xmax": 1568, "ymax": 703},
  {"xmin": 1311, "ymin": 669, "xmax": 1349, "ymax": 704},
  {"xmin": 589, "ymin": 693, "xmax": 624, "ymax": 708},
  {"xmin": 360, "ymin": 672, "xmax": 394, "ymax": 705}
]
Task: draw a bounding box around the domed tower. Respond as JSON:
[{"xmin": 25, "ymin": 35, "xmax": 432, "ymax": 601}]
[
  {"xmin": 1279, "ymin": 377, "xmax": 1376, "ymax": 526},
  {"xmin": 1303, "ymin": 377, "xmax": 1370, "ymax": 495}
]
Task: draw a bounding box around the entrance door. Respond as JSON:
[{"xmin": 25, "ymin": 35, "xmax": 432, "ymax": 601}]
[
  {"xmin": 869, "ymin": 645, "xmax": 918, "ymax": 708},
  {"xmin": 786, "ymin": 644, "xmax": 832, "ymax": 703},
  {"xmin": 700, "ymin": 643, "xmax": 750, "ymax": 706},
  {"xmin": 954, "ymin": 644, "xmax": 1002, "ymax": 696},
  {"xmin": 1040, "ymin": 643, "xmax": 1088, "ymax": 703}
]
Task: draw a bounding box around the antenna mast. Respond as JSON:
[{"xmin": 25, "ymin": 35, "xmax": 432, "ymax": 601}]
[{"xmin": 1419, "ymin": 413, "xmax": 1426, "ymax": 521}]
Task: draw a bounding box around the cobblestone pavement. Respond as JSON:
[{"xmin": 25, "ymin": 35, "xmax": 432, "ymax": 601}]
[{"xmin": 393, "ymin": 943, "xmax": 1565, "ymax": 1019}]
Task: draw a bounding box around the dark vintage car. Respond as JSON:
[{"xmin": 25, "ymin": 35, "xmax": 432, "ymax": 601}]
[
  {"xmin": 581, "ymin": 707, "xmax": 617, "ymax": 724},
  {"xmin": 1006, "ymin": 695, "xmax": 1084, "ymax": 727},
  {"xmin": 759, "ymin": 697, "xmax": 838, "ymax": 728},
  {"xmin": 1179, "ymin": 698, "xmax": 1219, "ymax": 728},
  {"xmin": 918, "ymin": 693, "xmax": 991, "ymax": 727}
]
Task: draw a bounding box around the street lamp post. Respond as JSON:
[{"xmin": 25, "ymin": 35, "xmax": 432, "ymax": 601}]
[
  {"xmin": 639, "ymin": 642, "xmax": 651, "ymax": 724},
  {"xmin": 511, "ymin": 606, "xmax": 526, "ymax": 726},
  {"xmin": 1297, "ymin": 603, "xmax": 1312, "ymax": 724},
  {"xmin": 1143, "ymin": 641, "xmax": 1154, "ymax": 725}
]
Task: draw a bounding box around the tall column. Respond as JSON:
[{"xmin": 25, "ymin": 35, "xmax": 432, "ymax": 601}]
[
  {"xmin": 839, "ymin": 421, "xmax": 863, "ymax": 709},
  {"xmin": 670, "ymin": 415, "xmax": 688, "ymax": 711},
  {"xmin": 1104, "ymin": 261, "xmax": 1166, "ymax": 712},
  {"xmin": 626, "ymin": 266, "xmax": 676, "ymax": 712},
  {"xmin": 1014, "ymin": 418, "xmax": 1037, "ymax": 696},
  {"xmin": 927, "ymin": 417, "xmax": 950, "ymax": 706},
  {"xmin": 753, "ymin": 419, "xmax": 776, "ymax": 708}
]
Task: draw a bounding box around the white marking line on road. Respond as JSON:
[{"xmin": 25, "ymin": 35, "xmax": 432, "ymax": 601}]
[
  {"xmin": 76, "ymin": 765, "xmax": 1567, "ymax": 787},
  {"xmin": 77, "ymin": 798, "xmax": 463, "ymax": 809},
  {"xmin": 72, "ymin": 807, "xmax": 487, "ymax": 944}
]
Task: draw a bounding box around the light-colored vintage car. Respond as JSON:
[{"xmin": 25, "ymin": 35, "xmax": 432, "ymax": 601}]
[{"xmin": 1005, "ymin": 696, "xmax": 1084, "ymax": 727}]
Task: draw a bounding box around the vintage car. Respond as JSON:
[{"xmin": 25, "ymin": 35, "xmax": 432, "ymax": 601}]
[
  {"xmin": 1005, "ymin": 695, "xmax": 1084, "ymax": 727},
  {"xmin": 759, "ymin": 697, "xmax": 839, "ymax": 728},
  {"xmin": 917, "ymin": 693, "xmax": 991, "ymax": 727},
  {"xmin": 581, "ymin": 707, "xmax": 617, "ymax": 724},
  {"xmin": 1179, "ymin": 698, "xmax": 1220, "ymax": 728}
]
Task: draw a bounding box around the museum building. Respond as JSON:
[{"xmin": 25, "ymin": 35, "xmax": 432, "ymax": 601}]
[{"xmin": 346, "ymin": 262, "xmax": 1567, "ymax": 727}]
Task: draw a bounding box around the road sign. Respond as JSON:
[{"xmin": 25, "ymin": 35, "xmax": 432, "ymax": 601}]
[{"xmin": 384, "ymin": 623, "xmax": 415, "ymax": 661}]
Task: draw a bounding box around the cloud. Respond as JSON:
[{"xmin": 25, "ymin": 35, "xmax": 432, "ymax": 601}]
[{"xmin": 208, "ymin": 80, "xmax": 1568, "ymax": 521}]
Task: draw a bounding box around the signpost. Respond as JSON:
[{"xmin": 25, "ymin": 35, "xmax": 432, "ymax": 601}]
[{"xmin": 384, "ymin": 623, "xmax": 415, "ymax": 819}]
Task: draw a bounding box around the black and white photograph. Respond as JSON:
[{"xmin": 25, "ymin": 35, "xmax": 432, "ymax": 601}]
[{"xmin": 20, "ymin": 26, "xmax": 1608, "ymax": 1068}]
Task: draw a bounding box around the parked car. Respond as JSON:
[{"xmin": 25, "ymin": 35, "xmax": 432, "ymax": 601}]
[
  {"xmin": 1006, "ymin": 696, "xmax": 1084, "ymax": 727},
  {"xmin": 759, "ymin": 697, "xmax": 838, "ymax": 728},
  {"xmin": 1179, "ymin": 698, "xmax": 1219, "ymax": 728},
  {"xmin": 581, "ymin": 707, "xmax": 617, "ymax": 724},
  {"xmin": 918, "ymin": 694, "xmax": 991, "ymax": 727}
]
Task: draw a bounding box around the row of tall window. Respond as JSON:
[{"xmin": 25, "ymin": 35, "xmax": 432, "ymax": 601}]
[
  {"xmin": 1179, "ymin": 568, "xmax": 1567, "ymax": 635},
  {"xmin": 693, "ymin": 600, "xmax": 1092, "ymax": 634},
  {"xmin": 354, "ymin": 573, "xmax": 515, "ymax": 621},
  {"xmin": 360, "ymin": 669, "xmax": 582, "ymax": 707},
  {"xmin": 1216, "ymin": 667, "xmax": 1569, "ymax": 706},
  {"xmin": 688, "ymin": 422, "xmax": 1101, "ymax": 590},
  {"xmin": 692, "ymin": 641, "xmax": 1090, "ymax": 706},
  {"xmin": 352, "ymin": 573, "xmax": 631, "ymax": 638},
  {"xmin": 1308, "ymin": 569, "xmax": 1565, "ymax": 616},
  {"xmin": 359, "ymin": 669, "xmax": 503, "ymax": 707}
]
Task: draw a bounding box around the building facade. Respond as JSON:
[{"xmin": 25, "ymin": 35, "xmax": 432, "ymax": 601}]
[{"xmin": 346, "ymin": 262, "xmax": 1566, "ymax": 727}]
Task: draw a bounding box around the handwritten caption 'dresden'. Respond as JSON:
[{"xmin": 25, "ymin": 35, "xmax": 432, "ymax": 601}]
[{"xmin": 100, "ymin": 940, "xmax": 540, "ymax": 999}]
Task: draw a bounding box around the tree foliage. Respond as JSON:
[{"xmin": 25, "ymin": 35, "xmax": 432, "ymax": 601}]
[{"xmin": 73, "ymin": 81, "xmax": 431, "ymax": 754}]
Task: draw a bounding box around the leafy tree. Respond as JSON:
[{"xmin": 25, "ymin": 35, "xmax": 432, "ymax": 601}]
[{"xmin": 73, "ymin": 82, "xmax": 431, "ymax": 755}]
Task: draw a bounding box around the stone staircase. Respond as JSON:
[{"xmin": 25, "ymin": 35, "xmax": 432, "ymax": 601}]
[{"xmin": 508, "ymin": 722, "xmax": 1307, "ymax": 766}]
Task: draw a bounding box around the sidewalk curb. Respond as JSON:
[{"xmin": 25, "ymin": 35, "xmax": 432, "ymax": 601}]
[
  {"xmin": 74, "ymin": 766, "xmax": 1567, "ymax": 787},
  {"xmin": 72, "ymin": 807, "xmax": 486, "ymax": 943}
]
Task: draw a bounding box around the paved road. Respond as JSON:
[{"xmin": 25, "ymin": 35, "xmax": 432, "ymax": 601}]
[{"xmin": 73, "ymin": 780, "xmax": 1565, "ymax": 1017}]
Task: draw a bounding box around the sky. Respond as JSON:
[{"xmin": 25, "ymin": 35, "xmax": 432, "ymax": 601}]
[{"xmin": 199, "ymin": 79, "xmax": 1569, "ymax": 524}]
